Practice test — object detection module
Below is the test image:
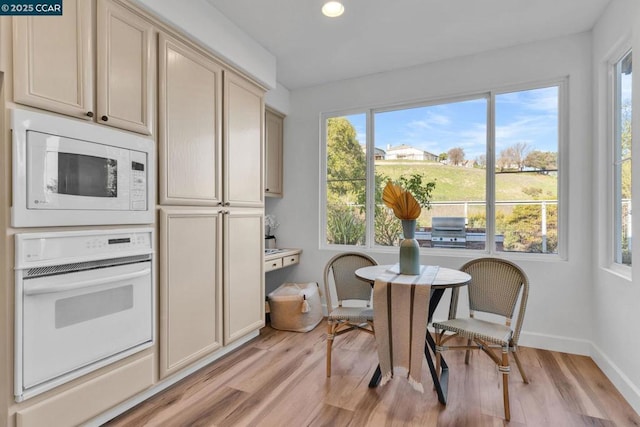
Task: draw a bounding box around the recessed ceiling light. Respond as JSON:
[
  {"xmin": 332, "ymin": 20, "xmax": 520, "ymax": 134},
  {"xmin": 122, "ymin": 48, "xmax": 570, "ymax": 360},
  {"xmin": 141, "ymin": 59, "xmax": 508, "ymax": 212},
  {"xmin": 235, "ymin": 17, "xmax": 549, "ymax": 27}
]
[{"xmin": 322, "ymin": 1, "xmax": 344, "ymax": 18}]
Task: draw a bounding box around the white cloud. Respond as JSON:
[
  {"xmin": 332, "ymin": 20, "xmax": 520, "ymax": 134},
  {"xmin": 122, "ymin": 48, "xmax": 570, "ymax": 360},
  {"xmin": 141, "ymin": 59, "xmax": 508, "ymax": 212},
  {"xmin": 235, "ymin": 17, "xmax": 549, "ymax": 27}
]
[{"xmin": 407, "ymin": 112, "xmax": 451, "ymax": 131}]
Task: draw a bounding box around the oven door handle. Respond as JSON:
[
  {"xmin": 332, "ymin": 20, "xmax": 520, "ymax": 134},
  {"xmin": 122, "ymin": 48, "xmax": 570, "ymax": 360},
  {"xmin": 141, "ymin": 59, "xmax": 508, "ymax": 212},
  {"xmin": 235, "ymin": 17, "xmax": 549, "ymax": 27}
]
[{"xmin": 23, "ymin": 268, "xmax": 151, "ymax": 296}]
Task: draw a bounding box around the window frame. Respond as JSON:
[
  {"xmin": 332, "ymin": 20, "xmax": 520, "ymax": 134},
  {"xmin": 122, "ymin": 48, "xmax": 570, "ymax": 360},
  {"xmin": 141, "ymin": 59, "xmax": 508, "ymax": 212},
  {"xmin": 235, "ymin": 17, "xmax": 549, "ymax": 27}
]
[
  {"xmin": 320, "ymin": 78, "xmax": 568, "ymax": 261},
  {"xmin": 610, "ymin": 46, "xmax": 633, "ymax": 272}
]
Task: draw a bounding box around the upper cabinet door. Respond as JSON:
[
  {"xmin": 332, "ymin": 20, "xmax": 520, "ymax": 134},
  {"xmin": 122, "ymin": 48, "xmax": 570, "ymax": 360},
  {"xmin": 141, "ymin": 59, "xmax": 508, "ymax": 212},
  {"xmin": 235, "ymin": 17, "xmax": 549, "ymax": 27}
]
[
  {"xmin": 158, "ymin": 33, "xmax": 223, "ymax": 206},
  {"xmin": 265, "ymin": 108, "xmax": 284, "ymax": 198},
  {"xmin": 224, "ymin": 72, "xmax": 265, "ymax": 207},
  {"xmin": 96, "ymin": 0, "xmax": 155, "ymax": 135},
  {"xmin": 13, "ymin": 0, "xmax": 94, "ymax": 119}
]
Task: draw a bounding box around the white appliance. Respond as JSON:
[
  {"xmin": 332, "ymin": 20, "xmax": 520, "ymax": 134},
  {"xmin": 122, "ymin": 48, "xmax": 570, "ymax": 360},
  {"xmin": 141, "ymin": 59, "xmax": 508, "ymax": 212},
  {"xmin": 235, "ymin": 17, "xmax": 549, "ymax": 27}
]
[
  {"xmin": 14, "ymin": 228, "xmax": 154, "ymax": 402},
  {"xmin": 11, "ymin": 108, "xmax": 155, "ymax": 227}
]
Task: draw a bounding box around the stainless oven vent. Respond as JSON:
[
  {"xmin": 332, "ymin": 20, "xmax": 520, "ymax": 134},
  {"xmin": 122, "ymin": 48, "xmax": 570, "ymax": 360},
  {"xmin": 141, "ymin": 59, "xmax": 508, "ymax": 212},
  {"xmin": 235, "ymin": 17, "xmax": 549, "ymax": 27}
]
[
  {"xmin": 24, "ymin": 254, "xmax": 152, "ymax": 279},
  {"xmin": 431, "ymin": 217, "xmax": 466, "ymax": 248}
]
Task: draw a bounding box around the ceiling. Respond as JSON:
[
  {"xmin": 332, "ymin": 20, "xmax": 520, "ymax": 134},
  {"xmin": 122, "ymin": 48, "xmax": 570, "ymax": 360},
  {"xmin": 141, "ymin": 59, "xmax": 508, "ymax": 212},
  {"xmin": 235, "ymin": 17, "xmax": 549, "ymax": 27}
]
[{"xmin": 206, "ymin": 0, "xmax": 611, "ymax": 90}]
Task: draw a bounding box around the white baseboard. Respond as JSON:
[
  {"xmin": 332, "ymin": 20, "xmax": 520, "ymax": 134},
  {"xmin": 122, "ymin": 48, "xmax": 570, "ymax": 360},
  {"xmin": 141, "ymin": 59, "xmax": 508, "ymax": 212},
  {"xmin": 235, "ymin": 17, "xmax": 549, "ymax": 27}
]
[
  {"xmin": 515, "ymin": 331, "xmax": 640, "ymax": 416},
  {"xmin": 590, "ymin": 343, "xmax": 640, "ymax": 415},
  {"xmin": 518, "ymin": 331, "xmax": 592, "ymax": 355},
  {"xmin": 83, "ymin": 331, "xmax": 260, "ymax": 427}
]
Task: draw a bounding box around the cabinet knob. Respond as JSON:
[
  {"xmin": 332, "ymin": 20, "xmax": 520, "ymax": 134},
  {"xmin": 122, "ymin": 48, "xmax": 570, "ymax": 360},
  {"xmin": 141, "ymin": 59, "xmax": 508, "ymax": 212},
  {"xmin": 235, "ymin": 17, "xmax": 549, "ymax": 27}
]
[
  {"xmin": 265, "ymin": 188, "xmax": 270, "ymax": 192},
  {"xmin": 224, "ymin": 202, "xmax": 231, "ymax": 206},
  {"xmin": 101, "ymin": 115, "xmax": 109, "ymax": 122},
  {"xmin": 86, "ymin": 111, "xmax": 94, "ymax": 118},
  {"xmin": 217, "ymin": 201, "xmax": 223, "ymax": 206}
]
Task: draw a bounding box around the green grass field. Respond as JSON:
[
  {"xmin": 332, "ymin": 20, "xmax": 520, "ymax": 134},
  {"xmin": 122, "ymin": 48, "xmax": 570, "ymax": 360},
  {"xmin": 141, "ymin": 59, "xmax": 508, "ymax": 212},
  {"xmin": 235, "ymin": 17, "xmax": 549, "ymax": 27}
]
[{"xmin": 375, "ymin": 160, "xmax": 557, "ymax": 202}]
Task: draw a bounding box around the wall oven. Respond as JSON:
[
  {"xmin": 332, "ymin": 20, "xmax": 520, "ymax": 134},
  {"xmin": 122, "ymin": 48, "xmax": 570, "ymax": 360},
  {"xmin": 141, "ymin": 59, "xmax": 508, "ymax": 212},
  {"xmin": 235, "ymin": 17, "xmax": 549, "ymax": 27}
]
[
  {"xmin": 11, "ymin": 108, "xmax": 155, "ymax": 227},
  {"xmin": 14, "ymin": 228, "xmax": 154, "ymax": 402}
]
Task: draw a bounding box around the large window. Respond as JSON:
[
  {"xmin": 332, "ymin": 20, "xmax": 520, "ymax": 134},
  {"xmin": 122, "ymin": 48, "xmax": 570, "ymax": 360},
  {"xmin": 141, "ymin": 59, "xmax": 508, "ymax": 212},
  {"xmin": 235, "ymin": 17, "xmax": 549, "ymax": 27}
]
[
  {"xmin": 323, "ymin": 82, "xmax": 563, "ymax": 256},
  {"xmin": 613, "ymin": 50, "xmax": 632, "ymax": 266}
]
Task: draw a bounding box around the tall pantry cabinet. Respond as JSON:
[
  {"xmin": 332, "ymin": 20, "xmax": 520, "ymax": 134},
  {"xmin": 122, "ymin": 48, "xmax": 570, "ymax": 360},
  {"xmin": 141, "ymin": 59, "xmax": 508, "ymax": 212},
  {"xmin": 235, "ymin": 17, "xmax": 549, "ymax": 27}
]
[{"xmin": 158, "ymin": 33, "xmax": 265, "ymax": 378}]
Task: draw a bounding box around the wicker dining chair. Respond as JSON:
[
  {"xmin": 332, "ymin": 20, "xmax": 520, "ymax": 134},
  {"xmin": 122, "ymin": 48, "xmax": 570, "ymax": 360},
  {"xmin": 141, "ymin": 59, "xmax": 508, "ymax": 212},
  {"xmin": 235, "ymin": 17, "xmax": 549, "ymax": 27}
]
[
  {"xmin": 323, "ymin": 252, "xmax": 377, "ymax": 377},
  {"xmin": 433, "ymin": 257, "xmax": 529, "ymax": 421}
]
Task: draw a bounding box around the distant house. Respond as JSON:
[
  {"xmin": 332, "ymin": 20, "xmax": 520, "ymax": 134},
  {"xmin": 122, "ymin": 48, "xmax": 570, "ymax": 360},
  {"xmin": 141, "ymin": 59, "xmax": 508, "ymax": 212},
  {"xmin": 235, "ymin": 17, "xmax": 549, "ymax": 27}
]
[
  {"xmin": 386, "ymin": 144, "xmax": 438, "ymax": 161},
  {"xmin": 360, "ymin": 144, "xmax": 386, "ymax": 160}
]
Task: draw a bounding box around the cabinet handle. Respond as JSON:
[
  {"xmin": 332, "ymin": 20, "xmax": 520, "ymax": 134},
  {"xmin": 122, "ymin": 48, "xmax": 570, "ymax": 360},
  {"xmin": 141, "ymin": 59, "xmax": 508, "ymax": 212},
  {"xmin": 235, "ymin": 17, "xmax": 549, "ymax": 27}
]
[
  {"xmin": 217, "ymin": 201, "xmax": 223, "ymax": 206},
  {"xmin": 101, "ymin": 115, "xmax": 109, "ymax": 122},
  {"xmin": 272, "ymin": 263, "xmax": 278, "ymax": 267},
  {"xmin": 224, "ymin": 202, "xmax": 230, "ymax": 206},
  {"xmin": 265, "ymin": 188, "xmax": 270, "ymax": 192},
  {"xmin": 86, "ymin": 111, "xmax": 94, "ymax": 118}
]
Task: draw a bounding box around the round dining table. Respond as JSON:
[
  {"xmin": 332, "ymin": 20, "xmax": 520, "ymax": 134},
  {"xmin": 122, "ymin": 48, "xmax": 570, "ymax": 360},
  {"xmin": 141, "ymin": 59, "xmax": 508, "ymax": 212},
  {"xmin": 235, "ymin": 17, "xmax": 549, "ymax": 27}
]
[{"xmin": 355, "ymin": 264, "xmax": 471, "ymax": 405}]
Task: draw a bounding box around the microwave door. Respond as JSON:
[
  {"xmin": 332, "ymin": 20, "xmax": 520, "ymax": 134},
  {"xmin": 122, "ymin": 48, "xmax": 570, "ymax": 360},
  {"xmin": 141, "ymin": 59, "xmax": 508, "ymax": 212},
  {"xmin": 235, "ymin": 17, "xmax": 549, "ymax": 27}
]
[{"xmin": 27, "ymin": 131, "xmax": 130, "ymax": 211}]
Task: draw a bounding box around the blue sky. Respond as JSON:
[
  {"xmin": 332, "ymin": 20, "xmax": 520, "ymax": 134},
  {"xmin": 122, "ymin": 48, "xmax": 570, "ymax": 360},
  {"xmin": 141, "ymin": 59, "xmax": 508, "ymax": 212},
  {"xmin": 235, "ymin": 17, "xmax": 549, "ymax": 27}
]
[{"xmin": 345, "ymin": 86, "xmax": 559, "ymax": 161}]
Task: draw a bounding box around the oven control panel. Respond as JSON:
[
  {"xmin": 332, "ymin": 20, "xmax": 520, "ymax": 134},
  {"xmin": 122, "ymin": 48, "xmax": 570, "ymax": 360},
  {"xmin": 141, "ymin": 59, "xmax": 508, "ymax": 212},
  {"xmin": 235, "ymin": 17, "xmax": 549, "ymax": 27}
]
[{"xmin": 16, "ymin": 228, "xmax": 153, "ymax": 266}]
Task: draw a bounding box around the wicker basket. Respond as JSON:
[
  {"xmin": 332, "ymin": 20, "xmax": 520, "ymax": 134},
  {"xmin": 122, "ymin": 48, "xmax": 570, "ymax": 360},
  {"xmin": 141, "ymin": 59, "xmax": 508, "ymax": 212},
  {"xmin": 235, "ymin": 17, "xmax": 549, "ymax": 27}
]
[{"xmin": 268, "ymin": 282, "xmax": 323, "ymax": 332}]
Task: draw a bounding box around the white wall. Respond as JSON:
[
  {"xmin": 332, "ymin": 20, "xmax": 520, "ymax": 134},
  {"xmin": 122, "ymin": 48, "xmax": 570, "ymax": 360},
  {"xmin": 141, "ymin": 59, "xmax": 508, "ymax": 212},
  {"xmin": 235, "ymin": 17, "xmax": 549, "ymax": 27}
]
[
  {"xmin": 265, "ymin": 82, "xmax": 291, "ymax": 116},
  {"xmin": 592, "ymin": 0, "xmax": 640, "ymax": 413},
  {"xmin": 271, "ymin": 33, "xmax": 595, "ymax": 356},
  {"xmin": 132, "ymin": 0, "xmax": 276, "ymax": 89}
]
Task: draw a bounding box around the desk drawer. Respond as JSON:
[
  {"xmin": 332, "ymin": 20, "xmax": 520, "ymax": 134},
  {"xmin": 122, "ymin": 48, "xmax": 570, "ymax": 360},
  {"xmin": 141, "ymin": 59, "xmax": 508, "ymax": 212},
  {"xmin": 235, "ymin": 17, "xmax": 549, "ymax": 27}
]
[
  {"xmin": 282, "ymin": 254, "xmax": 299, "ymax": 267},
  {"xmin": 265, "ymin": 258, "xmax": 283, "ymax": 272}
]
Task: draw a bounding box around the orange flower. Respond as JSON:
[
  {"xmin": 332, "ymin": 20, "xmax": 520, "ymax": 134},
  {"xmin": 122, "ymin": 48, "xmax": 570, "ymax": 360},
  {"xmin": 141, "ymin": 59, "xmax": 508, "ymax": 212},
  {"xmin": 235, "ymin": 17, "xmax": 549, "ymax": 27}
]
[{"xmin": 382, "ymin": 181, "xmax": 421, "ymax": 220}]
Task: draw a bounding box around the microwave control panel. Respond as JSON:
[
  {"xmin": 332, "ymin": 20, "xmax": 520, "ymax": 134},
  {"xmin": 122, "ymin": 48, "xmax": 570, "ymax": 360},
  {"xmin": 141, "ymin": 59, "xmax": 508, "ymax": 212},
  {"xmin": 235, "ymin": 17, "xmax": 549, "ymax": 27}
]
[{"xmin": 130, "ymin": 151, "xmax": 147, "ymax": 211}]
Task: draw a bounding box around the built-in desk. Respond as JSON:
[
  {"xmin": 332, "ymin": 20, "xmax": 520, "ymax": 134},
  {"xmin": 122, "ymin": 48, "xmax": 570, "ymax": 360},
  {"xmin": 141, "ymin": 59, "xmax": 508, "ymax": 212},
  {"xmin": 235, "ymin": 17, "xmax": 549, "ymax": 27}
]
[{"xmin": 264, "ymin": 249, "xmax": 301, "ymax": 272}]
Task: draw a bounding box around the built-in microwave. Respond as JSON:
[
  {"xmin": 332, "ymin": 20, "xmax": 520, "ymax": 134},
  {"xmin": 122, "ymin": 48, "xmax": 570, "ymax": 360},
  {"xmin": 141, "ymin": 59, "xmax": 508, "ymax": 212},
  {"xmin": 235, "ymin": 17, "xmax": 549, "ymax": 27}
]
[{"xmin": 11, "ymin": 108, "xmax": 155, "ymax": 227}]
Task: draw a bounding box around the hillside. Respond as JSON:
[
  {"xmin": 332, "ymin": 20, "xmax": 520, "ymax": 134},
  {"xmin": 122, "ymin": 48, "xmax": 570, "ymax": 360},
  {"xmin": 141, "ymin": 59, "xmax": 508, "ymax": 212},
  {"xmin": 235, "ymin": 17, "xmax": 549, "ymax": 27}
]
[{"xmin": 375, "ymin": 160, "xmax": 557, "ymax": 201}]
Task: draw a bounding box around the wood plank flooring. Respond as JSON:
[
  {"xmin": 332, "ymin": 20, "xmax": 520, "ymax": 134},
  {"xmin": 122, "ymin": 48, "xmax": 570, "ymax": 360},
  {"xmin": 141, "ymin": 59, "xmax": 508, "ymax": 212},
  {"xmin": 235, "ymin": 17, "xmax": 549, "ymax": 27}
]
[{"xmin": 104, "ymin": 324, "xmax": 640, "ymax": 426}]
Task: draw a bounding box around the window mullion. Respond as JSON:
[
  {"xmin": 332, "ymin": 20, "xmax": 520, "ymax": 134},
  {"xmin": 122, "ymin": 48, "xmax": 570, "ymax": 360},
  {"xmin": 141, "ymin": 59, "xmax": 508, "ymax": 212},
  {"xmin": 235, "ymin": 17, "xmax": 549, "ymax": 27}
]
[
  {"xmin": 486, "ymin": 92, "xmax": 496, "ymax": 253},
  {"xmin": 366, "ymin": 109, "xmax": 376, "ymax": 248}
]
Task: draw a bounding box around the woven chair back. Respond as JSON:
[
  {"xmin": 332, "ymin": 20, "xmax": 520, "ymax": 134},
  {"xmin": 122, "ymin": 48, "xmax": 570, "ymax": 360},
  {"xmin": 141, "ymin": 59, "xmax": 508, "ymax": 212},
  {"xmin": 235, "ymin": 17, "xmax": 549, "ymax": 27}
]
[
  {"xmin": 462, "ymin": 258, "xmax": 529, "ymax": 342},
  {"xmin": 324, "ymin": 252, "xmax": 377, "ymax": 309}
]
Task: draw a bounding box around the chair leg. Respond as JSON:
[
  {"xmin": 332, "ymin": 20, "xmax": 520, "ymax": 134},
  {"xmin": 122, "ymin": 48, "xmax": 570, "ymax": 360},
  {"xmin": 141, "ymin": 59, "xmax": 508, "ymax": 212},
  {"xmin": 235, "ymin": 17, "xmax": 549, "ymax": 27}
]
[
  {"xmin": 435, "ymin": 332, "xmax": 442, "ymax": 379},
  {"xmin": 512, "ymin": 350, "xmax": 529, "ymax": 384},
  {"xmin": 326, "ymin": 321, "xmax": 335, "ymax": 377},
  {"xmin": 500, "ymin": 348, "xmax": 511, "ymax": 421},
  {"xmin": 464, "ymin": 338, "xmax": 472, "ymax": 364}
]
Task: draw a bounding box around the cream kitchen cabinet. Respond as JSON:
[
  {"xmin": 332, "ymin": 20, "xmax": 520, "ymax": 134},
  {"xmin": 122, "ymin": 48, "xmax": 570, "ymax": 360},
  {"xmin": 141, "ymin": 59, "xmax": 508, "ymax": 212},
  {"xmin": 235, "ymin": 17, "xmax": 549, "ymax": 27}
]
[
  {"xmin": 158, "ymin": 34, "xmax": 264, "ymax": 208},
  {"xmin": 158, "ymin": 32, "xmax": 223, "ymax": 206},
  {"xmin": 224, "ymin": 209, "xmax": 265, "ymax": 344},
  {"xmin": 159, "ymin": 207, "xmax": 223, "ymax": 378},
  {"xmin": 265, "ymin": 108, "xmax": 284, "ymax": 197},
  {"xmin": 13, "ymin": 0, "xmax": 155, "ymax": 135},
  {"xmin": 159, "ymin": 206, "xmax": 264, "ymax": 375},
  {"xmin": 224, "ymin": 72, "xmax": 265, "ymax": 207}
]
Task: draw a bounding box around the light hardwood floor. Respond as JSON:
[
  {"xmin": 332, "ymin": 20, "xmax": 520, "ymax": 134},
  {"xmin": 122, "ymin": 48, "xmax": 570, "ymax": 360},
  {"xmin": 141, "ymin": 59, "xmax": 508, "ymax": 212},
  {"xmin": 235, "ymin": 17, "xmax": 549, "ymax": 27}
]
[{"xmin": 104, "ymin": 324, "xmax": 640, "ymax": 426}]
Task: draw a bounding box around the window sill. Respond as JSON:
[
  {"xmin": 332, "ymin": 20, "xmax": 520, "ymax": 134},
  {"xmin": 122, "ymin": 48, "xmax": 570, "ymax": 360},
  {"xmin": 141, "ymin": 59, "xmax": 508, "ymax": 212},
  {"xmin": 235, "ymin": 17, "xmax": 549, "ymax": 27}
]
[{"xmin": 601, "ymin": 263, "xmax": 632, "ymax": 281}]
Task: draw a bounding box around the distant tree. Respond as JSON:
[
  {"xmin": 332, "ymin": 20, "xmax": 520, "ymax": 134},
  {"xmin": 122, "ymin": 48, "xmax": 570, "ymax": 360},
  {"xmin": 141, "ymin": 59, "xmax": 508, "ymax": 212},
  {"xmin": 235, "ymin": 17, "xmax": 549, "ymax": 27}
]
[
  {"xmin": 524, "ymin": 150, "xmax": 557, "ymax": 172},
  {"xmin": 475, "ymin": 154, "xmax": 486, "ymax": 168},
  {"xmin": 511, "ymin": 142, "xmax": 530, "ymax": 171},
  {"xmin": 438, "ymin": 152, "xmax": 448, "ymax": 162},
  {"xmin": 497, "ymin": 148, "xmax": 513, "ymax": 171},
  {"xmin": 497, "ymin": 142, "xmax": 530, "ymax": 171},
  {"xmin": 447, "ymin": 147, "xmax": 465, "ymax": 165}
]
